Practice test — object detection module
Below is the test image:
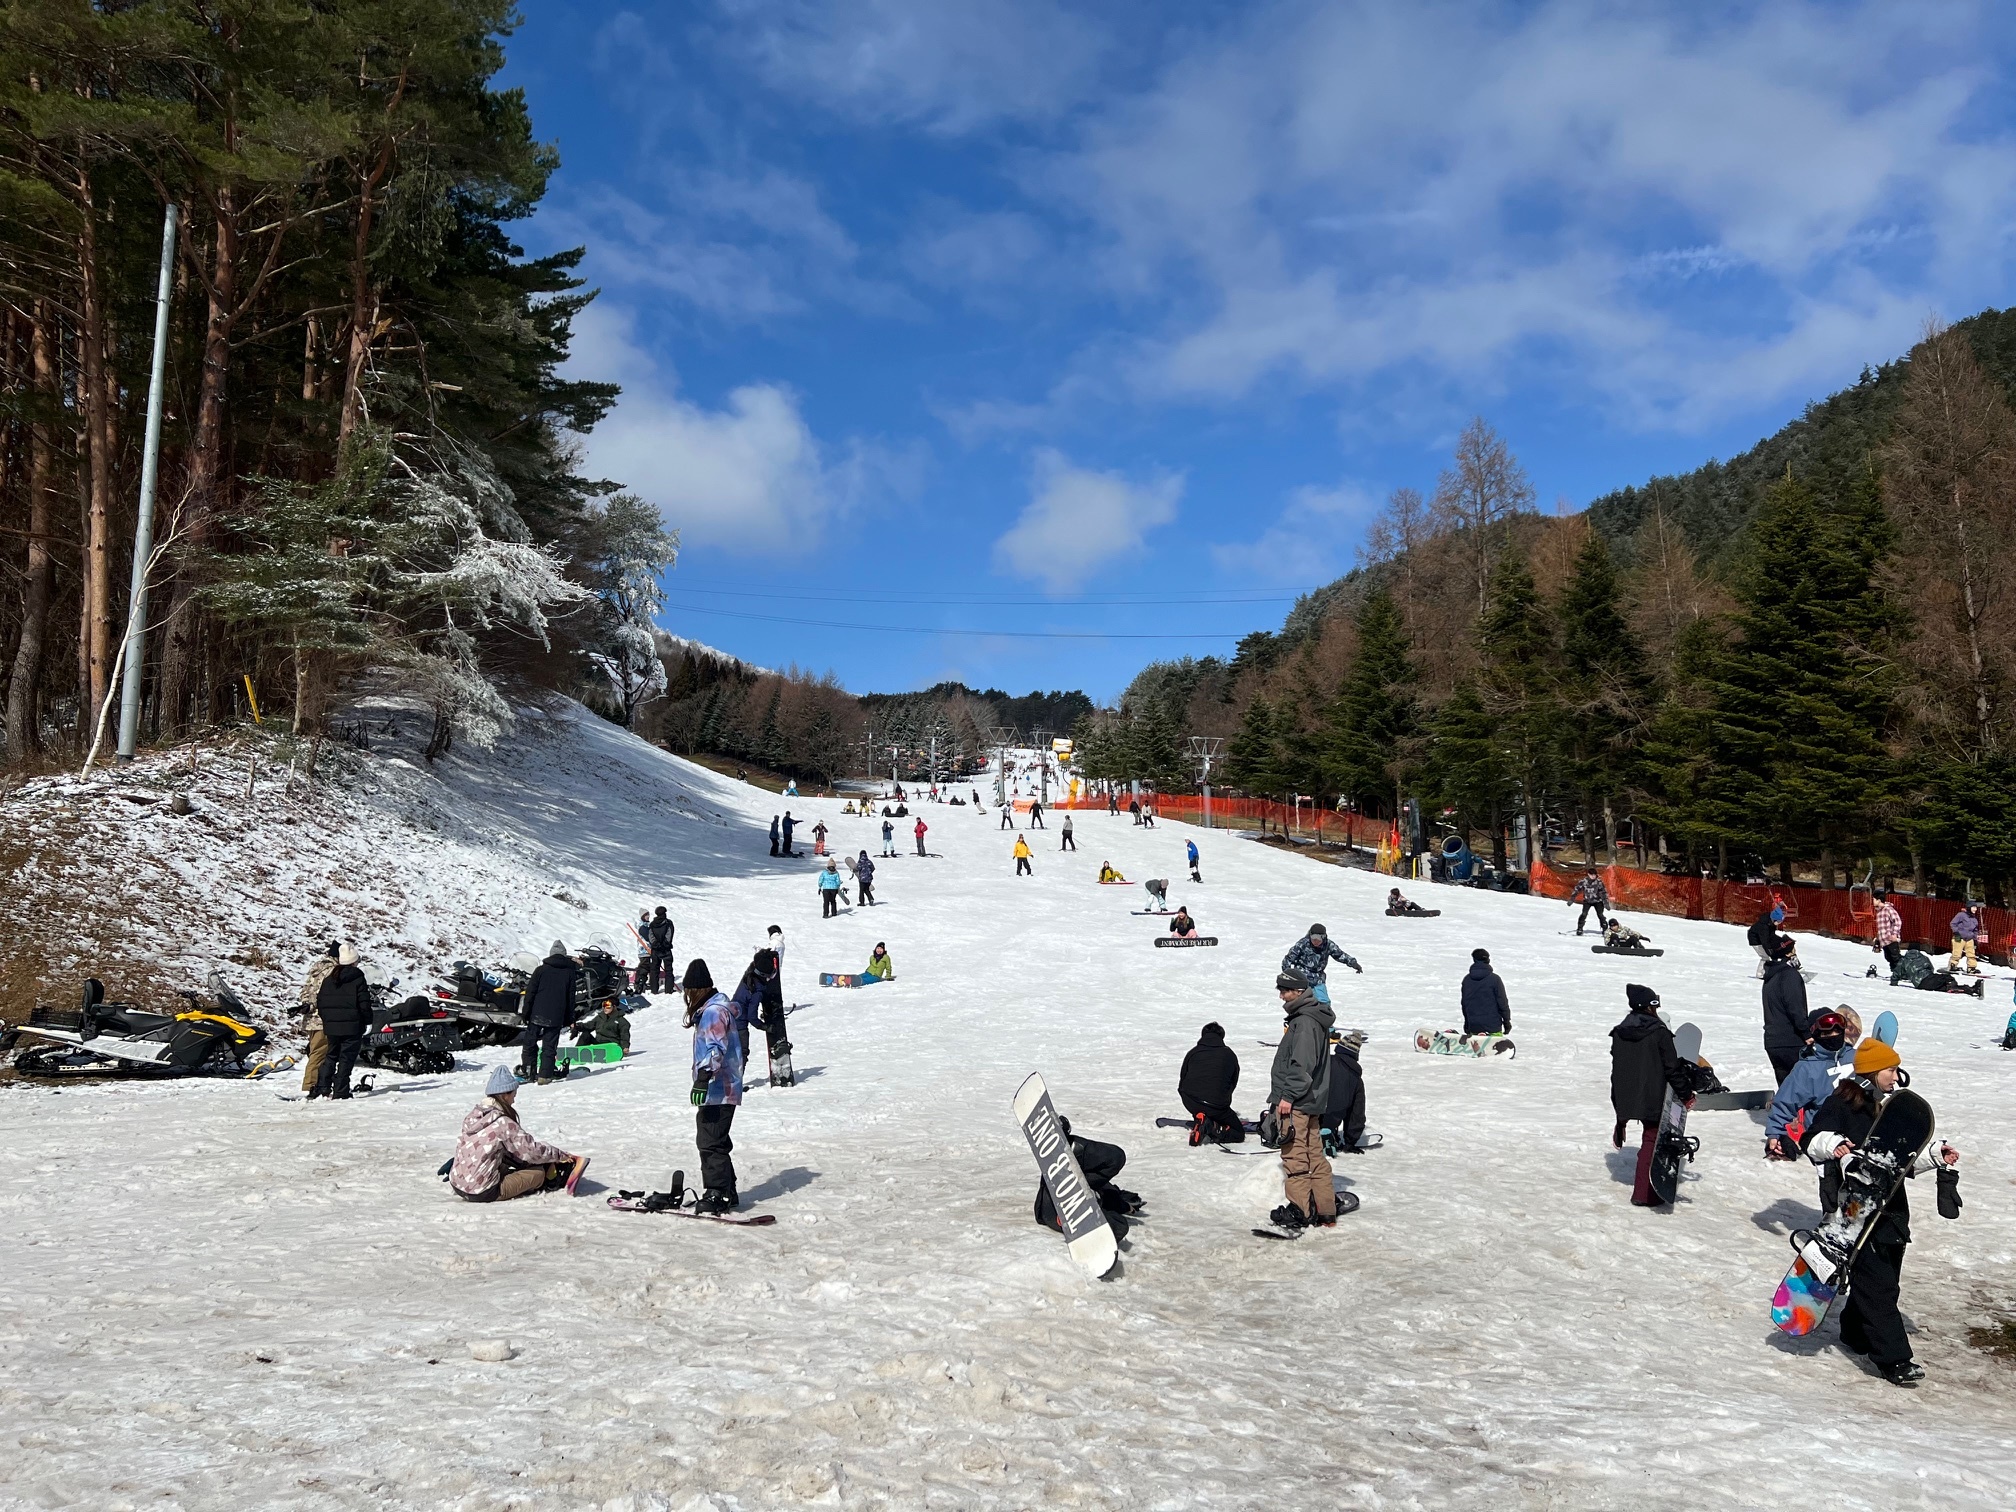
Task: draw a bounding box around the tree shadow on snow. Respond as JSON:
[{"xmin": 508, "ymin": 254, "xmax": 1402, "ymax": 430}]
[
  {"xmin": 740, "ymin": 1166, "xmax": 820, "ymax": 1204},
  {"xmin": 1752, "ymin": 1197, "xmax": 1821, "ymax": 1235}
]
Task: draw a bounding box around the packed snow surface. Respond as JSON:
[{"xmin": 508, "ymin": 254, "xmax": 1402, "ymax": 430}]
[{"xmin": 3, "ymin": 708, "xmax": 2014, "ymax": 1511}]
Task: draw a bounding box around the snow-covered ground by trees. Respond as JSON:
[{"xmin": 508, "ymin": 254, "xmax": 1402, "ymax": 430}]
[{"xmin": 2, "ymin": 707, "xmax": 2014, "ymax": 1511}]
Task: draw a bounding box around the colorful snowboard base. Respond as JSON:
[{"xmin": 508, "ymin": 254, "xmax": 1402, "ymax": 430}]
[
  {"xmin": 1770, "ymin": 1246, "xmax": 1839, "ymax": 1335},
  {"xmin": 819, "ymin": 972, "xmax": 885, "ymax": 988},
  {"xmin": 557, "ymin": 1043, "xmax": 623, "ymax": 1066},
  {"xmin": 1413, "ymin": 1028, "xmax": 1515, "ymax": 1058}
]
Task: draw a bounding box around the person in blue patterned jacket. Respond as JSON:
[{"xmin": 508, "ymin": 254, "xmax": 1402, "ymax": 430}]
[
  {"xmin": 1280, "ymin": 924, "xmax": 1361, "ymax": 1005},
  {"xmin": 683, "ymin": 959, "xmax": 744, "ymax": 1213}
]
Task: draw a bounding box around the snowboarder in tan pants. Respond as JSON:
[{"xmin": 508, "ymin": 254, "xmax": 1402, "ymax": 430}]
[{"xmin": 1268, "ymin": 970, "xmax": 1337, "ymax": 1229}]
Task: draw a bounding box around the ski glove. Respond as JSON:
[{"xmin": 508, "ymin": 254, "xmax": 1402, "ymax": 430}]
[
  {"xmin": 689, "ymin": 1074, "xmax": 711, "ymax": 1107},
  {"xmin": 1349, "ymin": 959, "xmax": 1363, "ymax": 974}
]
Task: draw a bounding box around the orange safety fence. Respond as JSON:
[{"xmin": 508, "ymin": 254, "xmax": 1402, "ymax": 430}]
[
  {"xmin": 1055, "ymin": 791, "xmax": 1393, "ymax": 849},
  {"xmin": 1530, "ymin": 856, "xmax": 2012, "ymax": 960}
]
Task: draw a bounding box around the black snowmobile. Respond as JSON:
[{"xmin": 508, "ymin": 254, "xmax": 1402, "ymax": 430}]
[
  {"xmin": 577, "ymin": 944, "xmax": 649, "ymax": 1016},
  {"xmin": 430, "ymin": 953, "xmax": 536, "ymax": 1047},
  {"xmin": 354, "ymin": 963, "xmax": 460, "ymax": 1075},
  {"xmin": 4, "ymin": 975, "xmax": 272, "ymax": 1078}
]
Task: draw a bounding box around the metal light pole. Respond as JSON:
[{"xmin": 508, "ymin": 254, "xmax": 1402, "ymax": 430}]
[{"xmin": 117, "ymin": 201, "xmax": 180, "ymax": 762}]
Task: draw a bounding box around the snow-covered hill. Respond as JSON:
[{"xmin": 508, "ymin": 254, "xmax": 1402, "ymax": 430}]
[{"xmin": 2, "ymin": 708, "xmax": 2013, "ymax": 1510}]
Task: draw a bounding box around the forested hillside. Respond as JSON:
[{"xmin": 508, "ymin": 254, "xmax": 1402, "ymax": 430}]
[
  {"xmin": 0, "ymin": 1, "xmax": 673, "ymax": 767},
  {"xmin": 1081, "ymin": 318, "xmax": 2016, "ymax": 901}
]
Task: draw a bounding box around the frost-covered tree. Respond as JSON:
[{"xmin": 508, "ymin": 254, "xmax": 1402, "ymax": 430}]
[{"xmin": 579, "ymin": 493, "xmax": 679, "ymax": 728}]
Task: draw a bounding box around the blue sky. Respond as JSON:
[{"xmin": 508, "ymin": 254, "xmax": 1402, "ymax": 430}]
[{"xmin": 502, "ymin": 1, "xmax": 2016, "ymax": 701}]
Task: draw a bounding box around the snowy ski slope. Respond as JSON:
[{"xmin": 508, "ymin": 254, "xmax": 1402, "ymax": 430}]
[{"xmin": 2, "ymin": 708, "xmax": 2013, "ymax": 1510}]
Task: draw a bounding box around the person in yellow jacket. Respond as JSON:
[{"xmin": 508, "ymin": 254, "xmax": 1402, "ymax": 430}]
[
  {"xmin": 1013, "ymin": 835, "xmax": 1034, "ymax": 876},
  {"xmin": 1097, "ymin": 861, "xmax": 1126, "ymax": 883},
  {"xmin": 865, "ymin": 943, "xmax": 894, "ymax": 981}
]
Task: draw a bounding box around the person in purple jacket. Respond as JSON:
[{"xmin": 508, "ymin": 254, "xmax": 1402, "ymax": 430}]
[
  {"xmin": 683, "ymin": 959, "xmax": 744, "ymax": 1213},
  {"xmin": 1949, "ymin": 903, "xmax": 1983, "ymax": 975}
]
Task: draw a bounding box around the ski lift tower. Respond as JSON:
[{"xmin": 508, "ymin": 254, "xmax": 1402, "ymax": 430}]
[
  {"xmin": 988, "ymin": 725, "xmax": 1020, "ymax": 805},
  {"xmin": 1030, "ymin": 727, "xmax": 1053, "ymax": 804},
  {"xmin": 1188, "ymin": 736, "xmax": 1223, "ymax": 830}
]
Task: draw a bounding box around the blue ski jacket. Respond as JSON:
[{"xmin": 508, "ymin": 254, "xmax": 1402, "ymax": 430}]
[
  {"xmin": 690, "ymin": 990, "xmax": 743, "ymax": 1105},
  {"xmin": 1766, "ymin": 1041, "xmax": 1854, "ymax": 1142}
]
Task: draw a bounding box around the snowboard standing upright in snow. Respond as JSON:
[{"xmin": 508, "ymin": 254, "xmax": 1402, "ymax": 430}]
[
  {"xmin": 1013, "ymin": 1073, "xmax": 1120, "ymax": 1278},
  {"xmin": 1645, "ymin": 1022, "xmax": 1702, "ymax": 1206}
]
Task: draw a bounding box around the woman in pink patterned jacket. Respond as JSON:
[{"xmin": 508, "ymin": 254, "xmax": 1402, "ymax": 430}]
[{"xmin": 451, "ymin": 1064, "xmax": 583, "ymax": 1202}]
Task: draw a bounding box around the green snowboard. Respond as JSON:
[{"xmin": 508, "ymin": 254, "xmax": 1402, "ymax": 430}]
[{"xmin": 558, "ymin": 1042, "xmax": 624, "ymax": 1067}]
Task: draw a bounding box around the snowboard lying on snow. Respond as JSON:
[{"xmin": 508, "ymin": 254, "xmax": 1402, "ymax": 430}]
[
  {"xmin": 1592, "ymin": 944, "xmax": 1665, "ymax": 957},
  {"xmin": 1013, "ymin": 1072, "xmax": 1119, "ymax": 1279},
  {"xmin": 1253, "ymin": 1189, "xmax": 1361, "ymax": 1240},
  {"xmin": 557, "ymin": 1042, "xmax": 622, "ymax": 1067},
  {"xmin": 1153, "ymin": 1116, "xmax": 1380, "ymax": 1149},
  {"xmin": 1384, "ymin": 909, "xmax": 1440, "ymax": 918},
  {"xmin": 1414, "ymin": 1028, "xmax": 1515, "ymax": 1058},
  {"xmin": 819, "ymin": 972, "xmax": 885, "ymax": 988},
  {"xmin": 608, "ymin": 1171, "xmax": 777, "ymax": 1226},
  {"xmin": 1154, "ymin": 936, "xmax": 1218, "ymax": 948},
  {"xmin": 1770, "ymin": 1090, "xmax": 1935, "ymax": 1336}
]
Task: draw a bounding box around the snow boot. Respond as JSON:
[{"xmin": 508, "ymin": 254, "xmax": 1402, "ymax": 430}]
[
  {"xmin": 1267, "ymin": 1204, "xmax": 1308, "ymax": 1231},
  {"xmin": 1305, "ymin": 1202, "xmax": 1335, "ymax": 1229},
  {"xmin": 694, "ymin": 1189, "xmax": 739, "ymax": 1216},
  {"xmin": 1882, "ymin": 1361, "xmax": 1925, "ymax": 1387},
  {"xmin": 1189, "ymin": 1112, "xmax": 1206, "ymax": 1148}
]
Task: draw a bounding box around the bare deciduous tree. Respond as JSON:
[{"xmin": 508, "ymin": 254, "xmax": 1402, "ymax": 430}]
[{"xmin": 1430, "ymin": 417, "xmax": 1536, "ymax": 614}]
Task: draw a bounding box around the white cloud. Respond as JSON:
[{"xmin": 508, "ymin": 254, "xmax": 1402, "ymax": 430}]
[
  {"xmin": 993, "ymin": 449, "xmax": 1182, "ymax": 593},
  {"xmin": 570, "ymin": 304, "xmax": 920, "ymax": 553},
  {"xmin": 1211, "ymin": 478, "xmax": 1382, "ymax": 582},
  {"xmin": 715, "ymin": 0, "xmax": 1111, "ymax": 133}
]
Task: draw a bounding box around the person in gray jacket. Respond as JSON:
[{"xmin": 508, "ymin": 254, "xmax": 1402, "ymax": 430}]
[{"xmin": 1267, "ymin": 970, "xmax": 1338, "ymax": 1230}]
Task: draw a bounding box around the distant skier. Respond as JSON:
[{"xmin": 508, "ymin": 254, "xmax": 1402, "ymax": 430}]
[
  {"xmin": 1108, "ymin": 790, "xmax": 1120, "ymax": 816},
  {"xmin": 1169, "ymin": 906, "xmax": 1198, "ymax": 938},
  {"xmin": 683, "ymin": 959, "xmax": 743, "ymax": 1213},
  {"xmin": 1883, "ymin": 942, "xmax": 1981, "ymax": 995},
  {"xmin": 1385, "ymin": 888, "xmax": 1430, "ymax": 917},
  {"xmin": 914, "ymin": 817, "xmax": 929, "ymax": 856},
  {"xmin": 1766, "ymin": 1009, "xmax": 1857, "ymax": 1211},
  {"xmin": 1178, "ymin": 1021, "xmax": 1243, "ymax": 1144},
  {"xmin": 1060, "ymin": 813, "xmax": 1076, "ymax": 851},
  {"xmin": 1267, "ymin": 971, "xmax": 1337, "ymax": 1230},
  {"xmin": 769, "ymin": 815, "xmax": 781, "ymax": 858},
  {"xmin": 880, "ymin": 818, "xmax": 895, "ymax": 857},
  {"xmin": 1000, "ymin": 802, "xmax": 1016, "ymax": 830},
  {"xmin": 1872, "ymin": 890, "xmax": 1902, "ymax": 958},
  {"xmin": 1186, "ymin": 838, "xmax": 1201, "ymax": 882},
  {"xmin": 1460, "ymin": 948, "xmax": 1511, "ymax": 1036},
  {"xmin": 1141, "ymin": 802, "xmax": 1156, "ymax": 828},
  {"xmin": 642, "ymin": 905, "xmax": 675, "ymax": 992},
  {"xmin": 1600, "ymin": 917, "xmax": 1653, "ymax": 952},
  {"xmin": 1320, "ymin": 1028, "xmax": 1368, "ymax": 1157},
  {"xmin": 1144, "ymin": 878, "xmax": 1170, "ymax": 910},
  {"xmin": 781, "ymin": 811, "xmax": 797, "ymax": 857},
  {"xmin": 1608, "ymin": 984, "xmax": 1689, "ymax": 1205},
  {"xmin": 1029, "ymin": 800, "xmax": 1045, "ymax": 829},
  {"xmin": 1761, "ymin": 936, "xmax": 1812, "ymax": 1085},
  {"xmin": 855, "ymin": 850, "xmax": 876, "ymax": 906},
  {"xmin": 817, "ymin": 858, "xmax": 845, "ymax": 917},
  {"xmin": 1281, "ymin": 923, "xmax": 1361, "ymax": 1006},
  {"xmin": 1803, "ymin": 1040, "xmax": 1960, "ymax": 1386},
  {"xmin": 1950, "ymin": 903, "xmax": 1982, "ymax": 974},
  {"xmin": 1748, "ymin": 906, "xmax": 1788, "ymax": 977},
  {"xmin": 1568, "ymin": 867, "xmax": 1609, "ymax": 935},
  {"xmin": 1013, "ymin": 835, "xmax": 1033, "ymax": 876},
  {"xmin": 1098, "ymin": 861, "xmax": 1127, "ymax": 883},
  {"xmin": 1129, "ymin": 797, "xmax": 1142, "ymax": 825},
  {"xmin": 811, "ymin": 820, "xmax": 828, "ymax": 856}
]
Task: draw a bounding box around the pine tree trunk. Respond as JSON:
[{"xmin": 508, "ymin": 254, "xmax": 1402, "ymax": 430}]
[
  {"xmin": 1819, "ymin": 847, "xmax": 1835, "ymax": 890},
  {"xmin": 5, "ymin": 306, "xmax": 57, "ymax": 758},
  {"xmin": 77, "ymin": 190, "xmax": 115, "ymax": 724},
  {"xmin": 1602, "ymin": 799, "xmax": 1617, "ymax": 864}
]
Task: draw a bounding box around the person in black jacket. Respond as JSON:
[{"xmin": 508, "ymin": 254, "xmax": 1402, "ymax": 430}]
[
  {"xmin": 519, "ymin": 942, "xmax": 579, "ymax": 1084},
  {"xmin": 1178, "ymin": 1022, "xmax": 1243, "ymax": 1143},
  {"xmin": 1034, "ymin": 1114, "xmax": 1140, "ymax": 1232},
  {"xmin": 768, "ymin": 815, "xmax": 781, "ymax": 858},
  {"xmin": 1608, "ymin": 984, "xmax": 1691, "ymax": 1205},
  {"xmin": 1803, "ymin": 1039, "xmax": 1960, "ymax": 1386},
  {"xmin": 312, "ymin": 943, "xmax": 371, "ymax": 1100},
  {"xmin": 1761, "ymin": 936, "xmax": 1812, "ymax": 1085},
  {"xmin": 1747, "ymin": 907, "xmax": 1787, "ymax": 977},
  {"xmin": 643, "ymin": 906, "xmax": 675, "ymax": 992},
  {"xmin": 1459, "ymin": 949, "xmax": 1511, "ymax": 1035},
  {"xmin": 1320, "ymin": 1029, "xmax": 1368, "ymax": 1157}
]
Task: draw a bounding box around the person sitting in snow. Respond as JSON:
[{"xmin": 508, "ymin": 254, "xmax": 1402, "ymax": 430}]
[
  {"xmin": 1178, "ymin": 1022, "xmax": 1243, "ymax": 1143},
  {"xmin": 865, "ymin": 943, "xmax": 895, "ymax": 981},
  {"xmin": 571, "ymin": 995, "xmax": 631, "ymax": 1055},
  {"xmin": 1385, "ymin": 888, "xmax": 1430, "ymax": 917},
  {"xmin": 1098, "ymin": 861, "xmax": 1127, "ymax": 883},
  {"xmin": 1320, "ymin": 1028, "xmax": 1369, "ymax": 1157},
  {"xmin": 1885, "ymin": 942, "xmax": 1983, "ymax": 996},
  {"xmin": 1033, "ymin": 1113, "xmax": 1142, "ymax": 1233},
  {"xmin": 1601, "ymin": 917, "xmax": 1653, "ymax": 952},
  {"xmin": 449, "ymin": 1065, "xmax": 585, "ymax": 1203},
  {"xmin": 1168, "ymin": 906, "xmax": 1198, "ymax": 938}
]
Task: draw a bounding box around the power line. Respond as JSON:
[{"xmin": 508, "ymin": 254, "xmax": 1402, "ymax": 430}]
[
  {"xmin": 662, "ymin": 603, "xmax": 1249, "ymax": 640},
  {"xmin": 665, "ymin": 586, "xmax": 1318, "ymax": 608}
]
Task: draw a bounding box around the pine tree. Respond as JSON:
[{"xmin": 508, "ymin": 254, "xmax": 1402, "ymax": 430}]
[
  {"xmin": 1421, "ymin": 682, "xmax": 1514, "ymax": 865},
  {"xmin": 1476, "ymin": 557, "xmax": 1558, "ymax": 863},
  {"xmin": 1323, "ymin": 589, "xmax": 1417, "ymax": 816},
  {"xmin": 1557, "ymin": 531, "xmax": 1653, "ymax": 860},
  {"xmin": 1224, "ymin": 697, "xmax": 1285, "ymax": 797}
]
